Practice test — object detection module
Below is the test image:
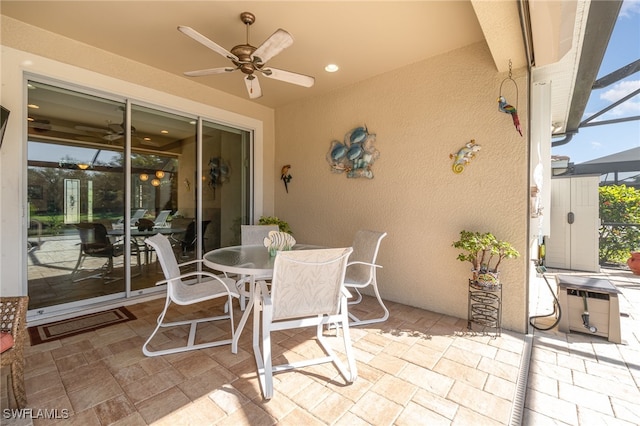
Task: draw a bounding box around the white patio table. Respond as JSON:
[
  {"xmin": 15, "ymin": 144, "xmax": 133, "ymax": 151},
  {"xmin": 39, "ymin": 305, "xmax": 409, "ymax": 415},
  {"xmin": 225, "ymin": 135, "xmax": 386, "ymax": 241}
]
[{"xmin": 203, "ymin": 244, "xmax": 322, "ymax": 353}]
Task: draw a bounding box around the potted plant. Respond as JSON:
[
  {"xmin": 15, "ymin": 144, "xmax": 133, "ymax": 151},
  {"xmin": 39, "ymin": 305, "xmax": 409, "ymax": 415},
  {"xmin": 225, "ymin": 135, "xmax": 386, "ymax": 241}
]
[
  {"xmin": 258, "ymin": 216, "xmax": 292, "ymax": 234},
  {"xmin": 452, "ymin": 230, "xmax": 520, "ymax": 287}
]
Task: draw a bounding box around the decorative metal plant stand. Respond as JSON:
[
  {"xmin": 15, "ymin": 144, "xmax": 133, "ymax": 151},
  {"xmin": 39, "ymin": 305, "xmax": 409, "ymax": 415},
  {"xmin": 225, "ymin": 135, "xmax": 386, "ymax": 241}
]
[{"xmin": 467, "ymin": 279, "xmax": 502, "ymax": 336}]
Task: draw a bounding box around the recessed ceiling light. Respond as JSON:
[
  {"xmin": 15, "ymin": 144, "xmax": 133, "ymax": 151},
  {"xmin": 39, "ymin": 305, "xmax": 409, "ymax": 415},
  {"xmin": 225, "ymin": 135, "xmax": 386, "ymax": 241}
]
[
  {"xmin": 325, "ymin": 64, "xmax": 339, "ymax": 73},
  {"xmin": 161, "ymin": 130, "xmax": 169, "ymax": 134},
  {"xmin": 27, "ymin": 104, "xmax": 39, "ymax": 109}
]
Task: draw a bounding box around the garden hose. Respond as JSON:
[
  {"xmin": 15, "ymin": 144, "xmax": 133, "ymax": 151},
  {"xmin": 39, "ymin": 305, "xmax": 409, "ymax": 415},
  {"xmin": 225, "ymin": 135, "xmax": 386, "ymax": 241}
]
[
  {"xmin": 529, "ymin": 265, "xmax": 562, "ymax": 331},
  {"xmin": 581, "ymin": 291, "xmax": 598, "ymax": 333}
]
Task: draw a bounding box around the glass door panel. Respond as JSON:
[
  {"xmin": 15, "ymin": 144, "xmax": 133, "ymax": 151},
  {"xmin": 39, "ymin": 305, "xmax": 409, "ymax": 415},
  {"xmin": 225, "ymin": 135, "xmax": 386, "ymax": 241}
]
[
  {"xmin": 25, "ymin": 79, "xmax": 253, "ymax": 317},
  {"xmin": 129, "ymin": 105, "xmax": 195, "ymax": 293},
  {"xmin": 202, "ymin": 121, "xmax": 251, "ymax": 248},
  {"xmin": 27, "ymin": 81, "xmax": 127, "ymax": 312}
]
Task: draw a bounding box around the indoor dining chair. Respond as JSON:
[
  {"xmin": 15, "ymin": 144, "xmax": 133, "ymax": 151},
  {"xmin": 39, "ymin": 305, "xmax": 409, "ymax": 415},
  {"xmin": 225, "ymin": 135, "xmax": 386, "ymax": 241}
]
[
  {"xmin": 142, "ymin": 234, "xmax": 238, "ymax": 356},
  {"xmin": 343, "ymin": 230, "xmax": 389, "ymax": 326},
  {"xmin": 72, "ymin": 222, "xmax": 141, "ymax": 282},
  {"xmin": 253, "ymin": 247, "xmax": 357, "ymax": 399}
]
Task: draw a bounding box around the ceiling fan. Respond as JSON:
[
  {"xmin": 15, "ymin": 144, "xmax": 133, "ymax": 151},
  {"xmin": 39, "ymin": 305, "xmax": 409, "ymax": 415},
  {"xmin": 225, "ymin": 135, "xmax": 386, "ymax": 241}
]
[
  {"xmin": 75, "ymin": 121, "xmax": 133, "ymax": 142},
  {"xmin": 178, "ymin": 12, "xmax": 315, "ymax": 99}
]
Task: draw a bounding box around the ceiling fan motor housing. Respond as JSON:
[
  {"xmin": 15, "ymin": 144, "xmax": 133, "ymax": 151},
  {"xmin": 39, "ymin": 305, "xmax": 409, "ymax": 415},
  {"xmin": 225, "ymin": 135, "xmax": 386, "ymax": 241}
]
[{"xmin": 231, "ymin": 44, "xmax": 263, "ymax": 75}]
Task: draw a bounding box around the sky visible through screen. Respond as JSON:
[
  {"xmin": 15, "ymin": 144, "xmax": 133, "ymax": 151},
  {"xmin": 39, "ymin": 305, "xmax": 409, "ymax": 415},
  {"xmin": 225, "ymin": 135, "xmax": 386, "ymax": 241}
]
[{"xmin": 552, "ymin": 0, "xmax": 640, "ymax": 165}]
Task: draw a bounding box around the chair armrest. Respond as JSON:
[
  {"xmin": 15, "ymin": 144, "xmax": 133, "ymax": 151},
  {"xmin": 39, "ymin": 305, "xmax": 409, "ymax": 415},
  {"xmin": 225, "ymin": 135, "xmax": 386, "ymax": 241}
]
[
  {"xmin": 341, "ymin": 286, "xmax": 352, "ymax": 299},
  {"xmin": 347, "ymin": 261, "xmax": 383, "ymax": 269},
  {"xmin": 257, "ymin": 280, "xmax": 272, "ymax": 307},
  {"xmin": 156, "ymin": 271, "xmax": 233, "ymax": 288},
  {"xmin": 177, "ymin": 258, "xmax": 203, "ymax": 268}
]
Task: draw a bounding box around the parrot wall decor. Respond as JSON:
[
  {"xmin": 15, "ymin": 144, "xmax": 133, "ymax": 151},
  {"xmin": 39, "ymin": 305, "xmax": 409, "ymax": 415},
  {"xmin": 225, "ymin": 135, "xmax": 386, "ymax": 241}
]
[
  {"xmin": 498, "ymin": 96, "xmax": 523, "ymax": 136},
  {"xmin": 281, "ymin": 165, "xmax": 292, "ymax": 192}
]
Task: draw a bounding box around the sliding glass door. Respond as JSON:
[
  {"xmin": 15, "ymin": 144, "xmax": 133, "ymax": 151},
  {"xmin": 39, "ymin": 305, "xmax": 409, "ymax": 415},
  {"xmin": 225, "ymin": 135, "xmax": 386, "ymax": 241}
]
[{"xmin": 26, "ymin": 79, "xmax": 252, "ymax": 316}]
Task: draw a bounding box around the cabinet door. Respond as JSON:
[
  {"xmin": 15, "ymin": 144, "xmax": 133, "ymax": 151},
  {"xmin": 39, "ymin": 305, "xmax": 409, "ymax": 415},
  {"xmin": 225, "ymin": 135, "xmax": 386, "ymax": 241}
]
[
  {"xmin": 546, "ymin": 178, "xmax": 571, "ymax": 269},
  {"xmin": 569, "ymin": 176, "xmax": 600, "ymax": 271},
  {"xmin": 545, "ymin": 177, "xmax": 600, "ymax": 272}
]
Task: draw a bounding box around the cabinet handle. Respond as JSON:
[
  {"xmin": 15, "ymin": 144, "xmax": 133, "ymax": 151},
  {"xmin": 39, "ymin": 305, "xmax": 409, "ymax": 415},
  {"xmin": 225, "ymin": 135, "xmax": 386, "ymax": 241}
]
[{"xmin": 567, "ymin": 212, "xmax": 575, "ymax": 224}]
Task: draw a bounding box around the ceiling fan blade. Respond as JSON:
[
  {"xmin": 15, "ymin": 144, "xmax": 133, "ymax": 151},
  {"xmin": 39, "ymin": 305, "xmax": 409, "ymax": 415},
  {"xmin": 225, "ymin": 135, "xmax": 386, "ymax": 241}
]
[
  {"xmin": 244, "ymin": 75, "xmax": 262, "ymax": 99},
  {"xmin": 177, "ymin": 26, "xmax": 239, "ymax": 61},
  {"xmin": 252, "ymin": 29, "xmax": 294, "ymax": 64},
  {"xmin": 184, "ymin": 67, "xmax": 236, "ymax": 77},
  {"xmin": 262, "ymin": 67, "xmax": 315, "ymax": 88},
  {"xmin": 75, "ymin": 125, "xmax": 110, "ymax": 134}
]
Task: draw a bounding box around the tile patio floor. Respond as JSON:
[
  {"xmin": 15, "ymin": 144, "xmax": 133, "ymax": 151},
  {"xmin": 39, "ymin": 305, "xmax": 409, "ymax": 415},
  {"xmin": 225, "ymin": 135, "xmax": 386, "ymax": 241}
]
[{"xmin": 1, "ymin": 268, "xmax": 639, "ymax": 425}]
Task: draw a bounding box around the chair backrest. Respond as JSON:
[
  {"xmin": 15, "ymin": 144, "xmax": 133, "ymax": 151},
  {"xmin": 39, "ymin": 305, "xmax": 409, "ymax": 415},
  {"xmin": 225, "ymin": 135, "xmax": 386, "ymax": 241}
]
[
  {"xmin": 76, "ymin": 222, "xmax": 111, "ymax": 252},
  {"xmin": 241, "ymin": 225, "xmax": 279, "ymax": 245},
  {"xmin": 129, "ymin": 209, "xmax": 147, "ymax": 225},
  {"xmin": 182, "ymin": 220, "xmax": 211, "ymax": 252},
  {"xmin": 270, "ymin": 248, "xmax": 353, "ymax": 321},
  {"xmin": 345, "ymin": 230, "xmax": 387, "ymax": 285},
  {"xmin": 154, "ymin": 210, "xmax": 172, "ymax": 227},
  {"xmin": 145, "ymin": 233, "xmax": 182, "ymax": 289}
]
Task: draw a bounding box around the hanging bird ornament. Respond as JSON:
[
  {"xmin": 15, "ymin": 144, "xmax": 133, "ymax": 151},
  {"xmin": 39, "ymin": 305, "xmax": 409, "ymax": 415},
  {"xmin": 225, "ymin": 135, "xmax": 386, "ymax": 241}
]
[
  {"xmin": 498, "ymin": 96, "xmax": 522, "ymax": 136},
  {"xmin": 497, "ymin": 59, "xmax": 522, "ymax": 137},
  {"xmin": 281, "ymin": 165, "xmax": 292, "ymax": 193}
]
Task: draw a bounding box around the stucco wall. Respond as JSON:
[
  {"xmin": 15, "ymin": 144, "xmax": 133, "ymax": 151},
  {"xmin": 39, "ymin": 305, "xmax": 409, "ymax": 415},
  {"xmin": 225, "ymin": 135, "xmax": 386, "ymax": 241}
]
[
  {"xmin": 274, "ymin": 42, "xmax": 530, "ymax": 332},
  {"xmin": 1, "ymin": 16, "xmax": 531, "ymax": 332},
  {"xmin": 0, "ymin": 16, "xmax": 275, "ymax": 297}
]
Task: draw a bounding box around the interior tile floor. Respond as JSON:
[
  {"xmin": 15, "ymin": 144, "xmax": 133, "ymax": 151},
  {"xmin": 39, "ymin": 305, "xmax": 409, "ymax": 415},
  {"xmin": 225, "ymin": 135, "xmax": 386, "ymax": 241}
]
[{"xmin": 1, "ymin": 268, "xmax": 639, "ymax": 425}]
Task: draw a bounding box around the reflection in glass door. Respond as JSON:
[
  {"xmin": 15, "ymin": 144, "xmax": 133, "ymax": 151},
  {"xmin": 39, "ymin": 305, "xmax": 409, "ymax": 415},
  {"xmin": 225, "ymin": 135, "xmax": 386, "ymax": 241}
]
[
  {"xmin": 129, "ymin": 105, "xmax": 195, "ymax": 294},
  {"xmin": 26, "ymin": 80, "xmax": 253, "ymax": 316},
  {"xmin": 27, "ymin": 82, "xmax": 127, "ymax": 312},
  {"xmin": 202, "ymin": 121, "xmax": 251, "ymax": 248}
]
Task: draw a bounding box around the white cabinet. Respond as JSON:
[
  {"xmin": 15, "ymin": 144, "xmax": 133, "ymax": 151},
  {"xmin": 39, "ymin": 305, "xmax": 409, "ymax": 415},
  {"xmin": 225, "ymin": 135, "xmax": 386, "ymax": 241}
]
[{"xmin": 545, "ymin": 176, "xmax": 600, "ymax": 272}]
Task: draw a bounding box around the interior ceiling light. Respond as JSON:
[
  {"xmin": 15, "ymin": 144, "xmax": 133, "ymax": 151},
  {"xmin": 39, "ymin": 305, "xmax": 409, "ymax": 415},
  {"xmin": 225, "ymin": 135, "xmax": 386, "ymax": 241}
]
[
  {"xmin": 139, "ymin": 173, "xmax": 149, "ymax": 181},
  {"xmin": 151, "ymin": 178, "xmax": 161, "ymax": 187},
  {"xmin": 325, "ymin": 64, "xmax": 339, "ymax": 72},
  {"xmin": 27, "ymin": 104, "xmax": 39, "ymax": 109},
  {"xmin": 77, "ymin": 163, "xmax": 90, "ymax": 170},
  {"xmin": 161, "ymin": 130, "xmax": 169, "ymax": 134},
  {"xmin": 155, "ymin": 170, "xmax": 165, "ymax": 178}
]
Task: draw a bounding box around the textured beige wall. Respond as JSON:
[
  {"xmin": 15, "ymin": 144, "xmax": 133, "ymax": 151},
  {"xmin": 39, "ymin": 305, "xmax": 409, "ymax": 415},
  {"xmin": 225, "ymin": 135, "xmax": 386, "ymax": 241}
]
[{"xmin": 274, "ymin": 42, "xmax": 530, "ymax": 332}]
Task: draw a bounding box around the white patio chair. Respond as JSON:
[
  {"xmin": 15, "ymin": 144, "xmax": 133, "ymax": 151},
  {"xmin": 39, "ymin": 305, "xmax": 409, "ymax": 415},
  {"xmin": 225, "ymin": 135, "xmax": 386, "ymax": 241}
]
[
  {"xmin": 142, "ymin": 233, "xmax": 239, "ymax": 357},
  {"xmin": 344, "ymin": 230, "xmax": 389, "ymax": 326},
  {"xmin": 241, "ymin": 224, "xmax": 279, "ymax": 245},
  {"xmin": 153, "ymin": 210, "xmax": 172, "ymax": 228},
  {"xmin": 235, "ymin": 224, "xmax": 279, "ymax": 310},
  {"xmin": 130, "ymin": 209, "xmax": 147, "ymax": 226},
  {"xmin": 253, "ymin": 247, "xmax": 357, "ymax": 399}
]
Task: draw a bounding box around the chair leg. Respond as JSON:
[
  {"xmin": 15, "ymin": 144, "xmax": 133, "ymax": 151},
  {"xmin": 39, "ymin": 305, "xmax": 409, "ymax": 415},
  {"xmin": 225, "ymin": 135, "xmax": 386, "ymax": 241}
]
[
  {"xmin": 347, "ymin": 280, "xmax": 390, "ymax": 327},
  {"xmin": 71, "ymin": 251, "xmax": 85, "ymax": 277},
  {"xmin": 143, "ymin": 294, "xmax": 235, "ymax": 357},
  {"xmin": 316, "ymin": 300, "xmax": 358, "ymax": 383},
  {"xmin": 253, "ymin": 285, "xmax": 274, "ymax": 399},
  {"xmin": 8, "ymin": 360, "xmax": 27, "ymax": 409}
]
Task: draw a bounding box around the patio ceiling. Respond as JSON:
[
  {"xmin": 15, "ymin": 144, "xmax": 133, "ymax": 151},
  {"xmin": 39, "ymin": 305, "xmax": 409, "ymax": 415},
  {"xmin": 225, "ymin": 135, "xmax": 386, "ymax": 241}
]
[{"xmin": 1, "ymin": 1, "xmax": 621, "ymax": 138}]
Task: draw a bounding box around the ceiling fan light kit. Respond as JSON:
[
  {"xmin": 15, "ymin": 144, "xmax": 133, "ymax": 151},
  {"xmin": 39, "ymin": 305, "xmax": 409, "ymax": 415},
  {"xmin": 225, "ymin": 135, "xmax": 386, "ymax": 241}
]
[{"xmin": 178, "ymin": 12, "xmax": 315, "ymax": 99}]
